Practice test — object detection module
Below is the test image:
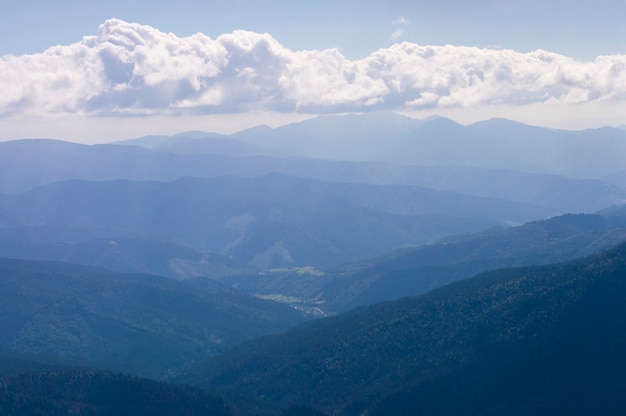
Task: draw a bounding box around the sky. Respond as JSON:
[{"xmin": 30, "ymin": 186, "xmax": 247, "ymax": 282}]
[{"xmin": 1, "ymin": 0, "xmax": 625, "ymax": 142}]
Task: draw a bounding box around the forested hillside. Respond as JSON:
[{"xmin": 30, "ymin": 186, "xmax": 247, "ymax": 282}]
[
  {"xmin": 185, "ymin": 241, "xmax": 626, "ymax": 415},
  {"xmin": 0, "ymin": 370, "xmax": 233, "ymax": 416},
  {"xmin": 218, "ymin": 213, "xmax": 626, "ymax": 313},
  {"xmin": 0, "ymin": 259, "xmax": 306, "ymax": 379}
]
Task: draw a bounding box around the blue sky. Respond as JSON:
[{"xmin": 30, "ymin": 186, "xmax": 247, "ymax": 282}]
[
  {"xmin": 1, "ymin": 0, "xmax": 625, "ymax": 142},
  {"xmin": 3, "ymin": 0, "xmax": 625, "ymax": 59}
]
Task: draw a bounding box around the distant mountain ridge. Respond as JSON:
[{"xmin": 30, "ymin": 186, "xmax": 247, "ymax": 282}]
[
  {"xmin": 117, "ymin": 130, "xmax": 278, "ymax": 157},
  {"xmin": 116, "ymin": 113, "xmax": 626, "ymax": 178},
  {"xmin": 0, "ymin": 174, "xmax": 552, "ymax": 270},
  {"xmin": 1, "ymin": 135, "xmax": 624, "ymax": 214}
]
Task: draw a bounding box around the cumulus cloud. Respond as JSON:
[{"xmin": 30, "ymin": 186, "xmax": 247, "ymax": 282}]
[{"xmin": 1, "ymin": 18, "xmax": 626, "ymax": 117}]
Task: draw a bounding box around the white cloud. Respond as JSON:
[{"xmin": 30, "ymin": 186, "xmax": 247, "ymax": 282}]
[
  {"xmin": 390, "ymin": 29, "xmax": 405, "ymax": 41},
  {"xmin": 1, "ymin": 19, "xmax": 626, "ymax": 118},
  {"xmin": 392, "ymin": 16, "xmax": 410, "ymax": 26}
]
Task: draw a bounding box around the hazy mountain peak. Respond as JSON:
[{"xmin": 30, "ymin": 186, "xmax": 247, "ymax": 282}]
[
  {"xmin": 172, "ymin": 130, "xmax": 217, "ymax": 138},
  {"xmin": 2, "ymin": 138, "xmax": 88, "ymax": 149},
  {"xmin": 114, "ymin": 131, "xmax": 227, "ymax": 148},
  {"xmin": 231, "ymin": 124, "xmax": 275, "ymax": 138},
  {"xmin": 467, "ymin": 117, "xmax": 539, "ymax": 130}
]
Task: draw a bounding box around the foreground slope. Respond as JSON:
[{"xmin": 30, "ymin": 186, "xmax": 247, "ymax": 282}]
[
  {"xmin": 0, "ymin": 259, "xmax": 306, "ymax": 379},
  {"xmin": 0, "ymin": 370, "xmax": 233, "ymax": 416},
  {"xmin": 186, "ymin": 241, "xmax": 626, "ymax": 415}
]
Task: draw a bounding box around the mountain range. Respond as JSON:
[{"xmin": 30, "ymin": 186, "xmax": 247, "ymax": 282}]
[
  {"xmin": 2, "ymin": 112, "xmax": 626, "ymax": 415},
  {"xmin": 2, "ymin": 114, "xmax": 626, "ymax": 214},
  {"xmin": 235, "ymin": 113, "xmax": 626, "ymax": 193},
  {"xmin": 119, "ymin": 112, "xmax": 626, "ymax": 180},
  {"xmin": 0, "ymin": 174, "xmax": 553, "ymax": 271}
]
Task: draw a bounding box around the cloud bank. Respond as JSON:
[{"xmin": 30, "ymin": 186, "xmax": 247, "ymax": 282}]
[{"xmin": 1, "ymin": 18, "xmax": 626, "ymax": 118}]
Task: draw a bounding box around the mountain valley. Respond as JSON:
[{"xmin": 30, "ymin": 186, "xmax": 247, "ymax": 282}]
[{"xmin": 2, "ymin": 113, "xmax": 626, "ymax": 415}]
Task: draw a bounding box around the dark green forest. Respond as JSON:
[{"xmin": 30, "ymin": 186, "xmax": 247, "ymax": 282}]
[
  {"xmin": 3, "ymin": 233, "xmax": 626, "ymax": 415},
  {"xmin": 185, "ymin": 242, "xmax": 626, "ymax": 415},
  {"xmin": 0, "ymin": 259, "xmax": 306, "ymax": 379},
  {"xmin": 0, "ymin": 370, "xmax": 233, "ymax": 416}
]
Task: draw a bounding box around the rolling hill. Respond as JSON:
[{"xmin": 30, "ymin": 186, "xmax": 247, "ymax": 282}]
[
  {"xmin": 0, "ymin": 174, "xmax": 552, "ymax": 270},
  {"xmin": 0, "ymin": 259, "xmax": 306, "ymax": 379}
]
